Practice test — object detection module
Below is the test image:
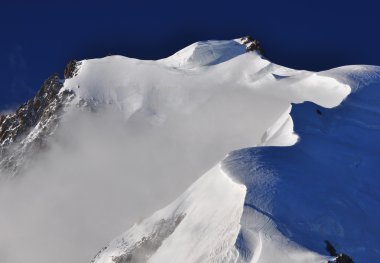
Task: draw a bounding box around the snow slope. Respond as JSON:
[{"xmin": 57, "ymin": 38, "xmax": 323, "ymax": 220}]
[
  {"xmin": 87, "ymin": 41, "xmax": 379, "ymax": 263},
  {"xmin": 1, "ymin": 38, "xmax": 379, "ymax": 263},
  {"xmin": 223, "ymin": 74, "xmax": 380, "ymax": 262},
  {"xmin": 57, "ymin": 38, "xmax": 352, "ymax": 200}
]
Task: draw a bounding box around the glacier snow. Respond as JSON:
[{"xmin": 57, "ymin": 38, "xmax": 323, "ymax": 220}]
[{"xmin": 0, "ymin": 38, "xmax": 379, "ymax": 263}]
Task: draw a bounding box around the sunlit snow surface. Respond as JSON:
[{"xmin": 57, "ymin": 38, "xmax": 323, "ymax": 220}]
[
  {"xmin": 1, "ymin": 39, "xmax": 379, "ymax": 263},
  {"xmin": 223, "ymin": 80, "xmax": 380, "ymax": 262},
  {"xmin": 88, "ymin": 41, "xmax": 379, "ymax": 263}
]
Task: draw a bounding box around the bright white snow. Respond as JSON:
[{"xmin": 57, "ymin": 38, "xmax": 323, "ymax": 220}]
[{"xmin": 1, "ymin": 38, "xmax": 378, "ymax": 263}]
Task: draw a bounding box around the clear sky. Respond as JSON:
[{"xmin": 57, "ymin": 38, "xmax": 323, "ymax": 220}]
[{"xmin": 1, "ymin": 0, "xmax": 379, "ymax": 110}]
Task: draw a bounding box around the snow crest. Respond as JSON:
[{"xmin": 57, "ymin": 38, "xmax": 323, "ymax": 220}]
[
  {"xmin": 88, "ymin": 40, "xmax": 366, "ymax": 263},
  {"xmin": 2, "ymin": 38, "xmax": 378, "ymax": 263}
]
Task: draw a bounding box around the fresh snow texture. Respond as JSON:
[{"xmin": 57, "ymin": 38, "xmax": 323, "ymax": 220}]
[
  {"xmin": 82, "ymin": 40, "xmax": 377, "ymax": 263},
  {"xmin": 1, "ymin": 39, "xmax": 379, "ymax": 263}
]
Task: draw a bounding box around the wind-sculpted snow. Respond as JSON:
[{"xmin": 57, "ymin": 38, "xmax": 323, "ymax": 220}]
[
  {"xmin": 92, "ymin": 165, "xmax": 246, "ymax": 263},
  {"xmin": 223, "ymin": 77, "xmax": 380, "ymax": 262},
  {"xmin": 159, "ymin": 40, "xmax": 247, "ymax": 68},
  {"xmin": 0, "ymin": 38, "xmax": 376, "ymax": 263}
]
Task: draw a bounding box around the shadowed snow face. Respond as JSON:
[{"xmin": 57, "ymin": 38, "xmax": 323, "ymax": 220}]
[{"xmin": 0, "ymin": 41, "xmax": 352, "ymax": 263}]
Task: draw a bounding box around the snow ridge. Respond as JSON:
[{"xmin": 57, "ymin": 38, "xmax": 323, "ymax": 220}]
[
  {"xmin": 90, "ymin": 39, "xmax": 363, "ymax": 263},
  {"xmin": 1, "ymin": 37, "xmax": 379, "ymax": 263}
]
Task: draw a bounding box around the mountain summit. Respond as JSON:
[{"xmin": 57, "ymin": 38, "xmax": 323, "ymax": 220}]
[{"xmin": 0, "ymin": 37, "xmax": 379, "ymax": 263}]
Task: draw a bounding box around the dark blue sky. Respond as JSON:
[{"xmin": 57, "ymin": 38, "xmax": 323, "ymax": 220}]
[{"xmin": 1, "ymin": 0, "xmax": 379, "ymax": 110}]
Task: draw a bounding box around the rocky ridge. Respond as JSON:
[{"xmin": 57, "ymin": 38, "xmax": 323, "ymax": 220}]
[{"xmin": 0, "ymin": 61, "xmax": 80, "ymax": 176}]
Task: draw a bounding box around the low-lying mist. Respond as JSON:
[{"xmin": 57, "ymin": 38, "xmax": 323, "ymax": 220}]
[{"xmin": 0, "ymin": 82, "xmax": 289, "ymax": 263}]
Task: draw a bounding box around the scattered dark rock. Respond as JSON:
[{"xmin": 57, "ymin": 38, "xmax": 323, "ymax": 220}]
[
  {"xmin": 241, "ymin": 35, "xmax": 253, "ymax": 45},
  {"xmin": 240, "ymin": 36, "xmax": 264, "ymax": 55},
  {"xmin": 0, "ymin": 73, "xmax": 75, "ymax": 175},
  {"xmin": 95, "ymin": 214, "xmax": 186, "ymax": 263},
  {"xmin": 64, "ymin": 59, "xmax": 78, "ymax": 79},
  {"xmin": 113, "ymin": 254, "xmax": 132, "ymax": 263}
]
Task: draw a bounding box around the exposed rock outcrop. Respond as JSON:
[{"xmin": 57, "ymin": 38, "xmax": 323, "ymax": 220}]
[
  {"xmin": 325, "ymin": 240, "xmax": 355, "ymax": 263},
  {"xmin": 240, "ymin": 36, "xmax": 264, "ymax": 55},
  {"xmin": 0, "ymin": 74, "xmax": 75, "ymax": 175},
  {"xmin": 91, "ymin": 214, "xmax": 186, "ymax": 263},
  {"xmin": 64, "ymin": 59, "xmax": 79, "ymax": 79}
]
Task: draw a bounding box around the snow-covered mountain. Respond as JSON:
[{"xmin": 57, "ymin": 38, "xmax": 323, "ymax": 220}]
[{"xmin": 0, "ymin": 37, "xmax": 379, "ymax": 263}]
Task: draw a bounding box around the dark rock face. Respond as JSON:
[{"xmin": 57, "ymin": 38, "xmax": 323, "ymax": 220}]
[
  {"xmin": 335, "ymin": 254, "xmax": 355, "ymax": 263},
  {"xmin": 1, "ymin": 74, "xmax": 61, "ymax": 146},
  {"xmin": 64, "ymin": 60, "xmax": 78, "ymax": 79},
  {"xmin": 0, "ymin": 74, "xmax": 75, "ymax": 175},
  {"xmin": 325, "ymin": 240, "xmax": 338, "ymax": 257},
  {"xmin": 325, "ymin": 240, "xmax": 355, "ymax": 263},
  {"xmin": 240, "ymin": 36, "xmax": 264, "ymax": 55}
]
